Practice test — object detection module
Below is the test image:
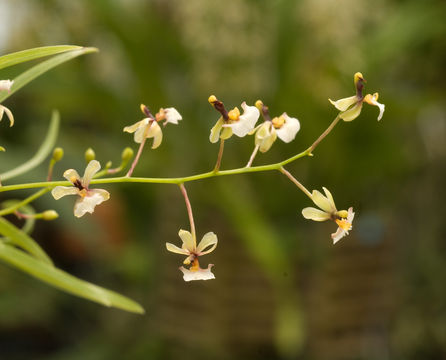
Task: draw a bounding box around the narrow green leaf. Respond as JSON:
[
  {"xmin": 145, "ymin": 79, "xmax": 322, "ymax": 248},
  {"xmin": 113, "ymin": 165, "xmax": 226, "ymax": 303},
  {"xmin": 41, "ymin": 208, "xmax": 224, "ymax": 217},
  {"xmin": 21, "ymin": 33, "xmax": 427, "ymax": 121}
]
[
  {"xmin": 0, "ymin": 47, "xmax": 98, "ymax": 102},
  {"xmin": 0, "ymin": 216, "xmax": 52, "ymax": 265},
  {"xmin": 0, "ymin": 243, "xmax": 145, "ymax": 314},
  {"xmin": 0, "ymin": 45, "xmax": 82, "ymax": 70},
  {"xmin": 0, "ymin": 111, "xmax": 59, "ymax": 181}
]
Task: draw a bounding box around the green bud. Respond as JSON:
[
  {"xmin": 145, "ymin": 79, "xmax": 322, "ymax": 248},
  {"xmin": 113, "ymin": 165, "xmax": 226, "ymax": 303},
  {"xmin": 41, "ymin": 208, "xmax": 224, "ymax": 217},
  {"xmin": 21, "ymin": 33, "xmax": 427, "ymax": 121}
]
[
  {"xmin": 85, "ymin": 148, "xmax": 96, "ymax": 163},
  {"xmin": 105, "ymin": 161, "xmax": 112, "ymax": 169},
  {"xmin": 0, "ymin": 146, "xmax": 5, "ymax": 152},
  {"xmin": 52, "ymin": 147, "xmax": 64, "ymax": 162},
  {"xmin": 121, "ymin": 147, "xmax": 134, "ymax": 162},
  {"xmin": 42, "ymin": 210, "xmax": 59, "ymax": 221}
]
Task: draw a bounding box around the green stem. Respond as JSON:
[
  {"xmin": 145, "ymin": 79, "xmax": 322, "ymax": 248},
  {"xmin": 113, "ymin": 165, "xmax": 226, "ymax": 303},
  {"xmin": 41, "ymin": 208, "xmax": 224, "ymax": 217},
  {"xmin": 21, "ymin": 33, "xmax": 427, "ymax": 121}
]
[
  {"xmin": 213, "ymin": 139, "xmax": 225, "ymax": 172},
  {"xmin": 0, "ymin": 188, "xmax": 51, "ymax": 216},
  {"xmin": 279, "ymin": 167, "xmax": 312, "ymax": 199}
]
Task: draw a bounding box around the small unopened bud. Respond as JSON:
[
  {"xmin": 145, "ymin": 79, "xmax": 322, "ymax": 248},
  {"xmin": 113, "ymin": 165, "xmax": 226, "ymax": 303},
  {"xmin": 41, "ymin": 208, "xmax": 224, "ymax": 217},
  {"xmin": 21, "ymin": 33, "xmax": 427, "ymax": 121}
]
[
  {"xmin": 85, "ymin": 148, "xmax": 96, "ymax": 163},
  {"xmin": 0, "ymin": 146, "xmax": 5, "ymax": 152},
  {"xmin": 105, "ymin": 161, "xmax": 112, "ymax": 169},
  {"xmin": 121, "ymin": 147, "xmax": 134, "ymax": 162},
  {"xmin": 42, "ymin": 210, "xmax": 59, "ymax": 221},
  {"xmin": 52, "ymin": 147, "xmax": 64, "ymax": 162}
]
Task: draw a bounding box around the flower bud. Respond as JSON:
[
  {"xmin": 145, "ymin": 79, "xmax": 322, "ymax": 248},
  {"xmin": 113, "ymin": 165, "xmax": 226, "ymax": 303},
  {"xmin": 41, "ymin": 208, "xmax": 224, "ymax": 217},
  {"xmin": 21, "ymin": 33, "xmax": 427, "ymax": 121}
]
[
  {"xmin": 52, "ymin": 147, "xmax": 64, "ymax": 162},
  {"xmin": 42, "ymin": 210, "xmax": 59, "ymax": 221},
  {"xmin": 121, "ymin": 147, "xmax": 134, "ymax": 162},
  {"xmin": 208, "ymin": 95, "xmax": 217, "ymax": 104},
  {"xmin": 85, "ymin": 148, "xmax": 96, "ymax": 163},
  {"xmin": 105, "ymin": 161, "xmax": 112, "ymax": 169}
]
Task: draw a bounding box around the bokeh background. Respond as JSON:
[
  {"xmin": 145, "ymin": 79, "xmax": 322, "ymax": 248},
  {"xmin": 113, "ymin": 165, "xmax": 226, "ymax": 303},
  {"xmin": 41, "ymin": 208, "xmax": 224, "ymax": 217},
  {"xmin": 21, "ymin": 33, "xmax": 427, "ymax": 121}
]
[{"xmin": 1, "ymin": 0, "xmax": 446, "ymax": 359}]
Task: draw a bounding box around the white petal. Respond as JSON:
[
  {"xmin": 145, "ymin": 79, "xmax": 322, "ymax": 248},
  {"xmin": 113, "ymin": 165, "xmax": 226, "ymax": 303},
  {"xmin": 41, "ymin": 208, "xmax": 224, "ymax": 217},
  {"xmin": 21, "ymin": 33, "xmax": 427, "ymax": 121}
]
[
  {"xmin": 178, "ymin": 229, "xmax": 195, "ymax": 252},
  {"xmin": 134, "ymin": 124, "xmax": 147, "ymax": 143},
  {"xmin": 209, "ymin": 117, "xmax": 224, "ymax": 143},
  {"xmin": 0, "ymin": 80, "xmax": 13, "ymax": 92},
  {"xmin": 164, "ymin": 107, "xmax": 182, "ymax": 125},
  {"xmin": 340, "ymin": 102, "xmax": 363, "ymax": 121},
  {"xmin": 302, "ymin": 207, "xmax": 331, "ymax": 221},
  {"xmin": 331, "ymin": 207, "xmax": 355, "ymax": 244},
  {"xmin": 82, "ymin": 160, "xmax": 101, "ymax": 187},
  {"xmin": 311, "ymin": 189, "xmax": 336, "ymax": 213},
  {"xmin": 180, "ymin": 264, "xmax": 215, "ymax": 281},
  {"xmin": 275, "ymin": 113, "xmax": 300, "ymax": 143},
  {"xmin": 73, "ymin": 189, "xmax": 109, "ymax": 217},
  {"xmin": 329, "ymin": 95, "xmax": 358, "ymax": 111},
  {"xmin": 224, "ymin": 102, "xmax": 259, "ymax": 137},
  {"xmin": 63, "ymin": 169, "xmax": 81, "ymax": 183},
  {"xmin": 322, "ymin": 187, "xmax": 336, "ymax": 209},
  {"xmin": 123, "ymin": 119, "xmax": 149, "ymax": 134},
  {"xmin": 166, "ymin": 242, "xmax": 190, "ymax": 255},
  {"xmin": 51, "ymin": 186, "xmax": 79, "ymax": 200},
  {"xmin": 196, "ymin": 232, "xmax": 218, "ymax": 255},
  {"xmin": 364, "ymin": 94, "xmax": 385, "ymax": 121}
]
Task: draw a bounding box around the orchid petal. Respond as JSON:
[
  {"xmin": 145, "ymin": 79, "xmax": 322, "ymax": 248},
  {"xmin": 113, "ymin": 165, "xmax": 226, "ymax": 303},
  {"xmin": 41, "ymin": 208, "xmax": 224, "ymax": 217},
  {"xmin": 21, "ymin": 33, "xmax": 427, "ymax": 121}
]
[
  {"xmin": 180, "ymin": 264, "xmax": 215, "ymax": 281},
  {"xmin": 311, "ymin": 189, "xmax": 336, "ymax": 213},
  {"xmin": 322, "ymin": 187, "xmax": 336, "ymax": 209},
  {"xmin": 302, "ymin": 207, "xmax": 331, "ymax": 221},
  {"xmin": 331, "ymin": 207, "xmax": 355, "ymax": 244},
  {"xmin": 364, "ymin": 93, "xmax": 385, "ymax": 121},
  {"xmin": 224, "ymin": 102, "xmax": 259, "ymax": 137},
  {"xmin": 339, "ymin": 102, "xmax": 363, "ymax": 121},
  {"xmin": 255, "ymin": 122, "xmax": 277, "ymax": 153},
  {"xmin": 51, "ymin": 186, "xmax": 79, "ymax": 200},
  {"xmin": 1, "ymin": 105, "xmax": 14, "ymax": 127},
  {"xmin": 196, "ymin": 232, "xmax": 218, "ymax": 255},
  {"xmin": 147, "ymin": 121, "xmax": 163, "ymax": 149},
  {"xmin": 275, "ymin": 113, "xmax": 300, "ymax": 143},
  {"xmin": 0, "ymin": 80, "xmax": 13, "ymax": 92},
  {"xmin": 178, "ymin": 229, "xmax": 195, "ymax": 252},
  {"xmin": 209, "ymin": 117, "xmax": 224, "ymax": 143},
  {"xmin": 329, "ymin": 95, "xmax": 358, "ymax": 111},
  {"xmin": 82, "ymin": 160, "xmax": 101, "ymax": 187},
  {"xmin": 164, "ymin": 107, "xmax": 182, "ymax": 125},
  {"xmin": 73, "ymin": 189, "xmax": 110, "ymax": 217},
  {"xmin": 123, "ymin": 118, "xmax": 149, "ymax": 134},
  {"xmin": 166, "ymin": 242, "xmax": 190, "ymax": 255},
  {"xmin": 63, "ymin": 169, "xmax": 81, "ymax": 183}
]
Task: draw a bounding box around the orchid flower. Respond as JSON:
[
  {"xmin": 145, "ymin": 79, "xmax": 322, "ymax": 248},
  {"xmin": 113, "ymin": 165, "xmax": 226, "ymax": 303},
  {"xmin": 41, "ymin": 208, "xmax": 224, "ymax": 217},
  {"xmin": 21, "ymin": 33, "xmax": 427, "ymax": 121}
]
[
  {"xmin": 51, "ymin": 160, "xmax": 110, "ymax": 218},
  {"xmin": 208, "ymin": 95, "xmax": 260, "ymax": 143},
  {"xmin": 123, "ymin": 104, "xmax": 182, "ymax": 149},
  {"xmin": 329, "ymin": 72, "xmax": 385, "ymax": 121},
  {"xmin": 302, "ymin": 187, "xmax": 355, "ymax": 244},
  {"xmin": 166, "ymin": 229, "xmax": 218, "ymax": 281}
]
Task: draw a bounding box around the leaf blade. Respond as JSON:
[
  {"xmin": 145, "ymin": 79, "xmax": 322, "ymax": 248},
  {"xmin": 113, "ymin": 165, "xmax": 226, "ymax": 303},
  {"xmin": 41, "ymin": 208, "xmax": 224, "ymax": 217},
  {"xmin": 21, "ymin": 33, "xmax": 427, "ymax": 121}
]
[
  {"xmin": 0, "ymin": 243, "xmax": 145, "ymax": 314},
  {"xmin": 0, "ymin": 45, "xmax": 82, "ymax": 70},
  {"xmin": 0, "ymin": 47, "xmax": 98, "ymax": 103}
]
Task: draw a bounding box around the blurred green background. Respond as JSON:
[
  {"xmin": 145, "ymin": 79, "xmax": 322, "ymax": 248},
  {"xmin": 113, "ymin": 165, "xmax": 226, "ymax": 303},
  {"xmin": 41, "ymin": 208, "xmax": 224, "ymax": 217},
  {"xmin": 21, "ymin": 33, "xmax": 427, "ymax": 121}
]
[{"xmin": 1, "ymin": 0, "xmax": 446, "ymax": 359}]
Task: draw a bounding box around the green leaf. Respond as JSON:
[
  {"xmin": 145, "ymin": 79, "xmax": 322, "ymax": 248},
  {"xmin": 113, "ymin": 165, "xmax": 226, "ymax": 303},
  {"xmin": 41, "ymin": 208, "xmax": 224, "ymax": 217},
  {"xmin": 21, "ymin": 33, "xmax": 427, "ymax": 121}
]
[
  {"xmin": 0, "ymin": 47, "xmax": 98, "ymax": 103},
  {"xmin": 0, "ymin": 216, "xmax": 52, "ymax": 265},
  {"xmin": 0, "ymin": 242, "xmax": 145, "ymax": 314},
  {"xmin": 0, "ymin": 111, "xmax": 59, "ymax": 181},
  {"xmin": 0, "ymin": 45, "xmax": 82, "ymax": 70}
]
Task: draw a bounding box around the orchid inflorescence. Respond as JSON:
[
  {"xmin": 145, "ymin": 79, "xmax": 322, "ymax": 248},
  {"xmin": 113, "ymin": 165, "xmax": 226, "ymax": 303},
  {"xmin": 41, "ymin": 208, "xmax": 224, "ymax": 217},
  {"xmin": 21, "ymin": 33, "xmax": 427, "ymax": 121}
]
[{"xmin": 1, "ymin": 62, "xmax": 384, "ymax": 312}]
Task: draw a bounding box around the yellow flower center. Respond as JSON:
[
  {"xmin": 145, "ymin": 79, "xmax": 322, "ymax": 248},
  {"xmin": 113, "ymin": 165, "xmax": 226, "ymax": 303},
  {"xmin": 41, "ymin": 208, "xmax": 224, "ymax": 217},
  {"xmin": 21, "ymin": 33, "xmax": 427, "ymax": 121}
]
[
  {"xmin": 79, "ymin": 189, "xmax": 88, "ymax": 198},
  {"xmin": 335, "ymin": 218, "xmax": 352, "ymax": 231},
  {"xmin": 189, "ymin": 258, "xmax": 200, "ymax": 272},
  {"xmin": 228, "ymin": 107, "xmax": 240, "ymax": 122},
  {"xmin": 272, "ymin": 116, "xmax": 285, "ymax": 129}
]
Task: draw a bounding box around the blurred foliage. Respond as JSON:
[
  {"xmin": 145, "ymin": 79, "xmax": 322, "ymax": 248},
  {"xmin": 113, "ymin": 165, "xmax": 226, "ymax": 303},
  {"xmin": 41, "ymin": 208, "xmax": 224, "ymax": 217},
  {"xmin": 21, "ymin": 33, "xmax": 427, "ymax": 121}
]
[{"xmin": 1, "ymin": 0, "xmax": 446, "ymax": 359}]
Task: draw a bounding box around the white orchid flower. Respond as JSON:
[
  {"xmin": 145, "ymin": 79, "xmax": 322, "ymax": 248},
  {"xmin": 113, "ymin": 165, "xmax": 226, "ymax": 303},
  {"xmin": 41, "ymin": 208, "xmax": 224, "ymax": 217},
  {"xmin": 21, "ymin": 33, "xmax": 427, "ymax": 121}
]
[
  {"xmin": 329, "ymin": 72, "xmax": 385, "ymax": 121},
  {"xmin": 302, "ymin": 187, "xmax": 354, "ymax": 244},
  {"xmin": 208, "ymin": 96, "xmax": 260, "ymax": 143},
  {"xmin": 166, "ymin": 229, "xmax": 218, "ymax": 281},
  {"xmin": 51, "ymin": 160, "xmax": 110, "ymax": 218},
  {"xmin": 252, "ymin": 112, "xmax": 301, "ymax": 153},
  {"xmin": 123, "ymin": 104, "xmax": 182, "ymax": 149}
]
